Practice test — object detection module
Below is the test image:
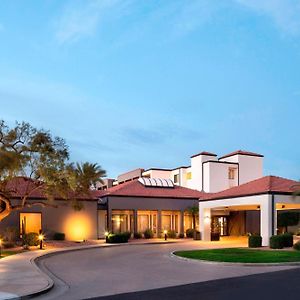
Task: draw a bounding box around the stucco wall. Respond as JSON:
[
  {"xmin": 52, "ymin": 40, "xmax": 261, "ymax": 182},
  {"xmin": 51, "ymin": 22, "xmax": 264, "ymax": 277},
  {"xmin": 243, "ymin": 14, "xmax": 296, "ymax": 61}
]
[{"xmin": 0, "ymin": 199, "xmax": 98, "ymax": 241}]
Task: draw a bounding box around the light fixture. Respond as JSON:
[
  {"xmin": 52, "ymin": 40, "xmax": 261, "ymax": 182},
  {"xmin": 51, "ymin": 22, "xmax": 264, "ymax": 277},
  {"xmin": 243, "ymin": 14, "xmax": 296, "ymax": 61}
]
[
  {"xmin": 105, "ymin": 231, "xmax": 109, "ymax": 243},
  {"xmin": 282, "ymin": 205, "xmax": 285, "ymax": 209},
  {"xmin": 38, "ymin": 234, "xmax": 44, "ymax": 250},
  {"xmin": 163, "ymin": 230, "xmax": 168, "ymax": 241}
]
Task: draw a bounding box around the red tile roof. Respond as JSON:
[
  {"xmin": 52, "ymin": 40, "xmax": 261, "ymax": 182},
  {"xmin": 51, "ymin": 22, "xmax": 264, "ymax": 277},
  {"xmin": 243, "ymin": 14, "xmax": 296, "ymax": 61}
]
[
  {"xmin": 99, "ymin": 179, "xmax": 205, "ymax": 199},
  {"xmin": 201, "ymin": 176, "xmax": 299, "ymax": 201},
  {"xmin": 191, "ymin": 151, "xmax": 217, "ymax": 158},
  {"xmin": 219, "ymin": 150, "xmax": 264, "ymax": 160},
  {"xmin": 4, "ymin": 177, "xmax": 99, "ymax": 201}
]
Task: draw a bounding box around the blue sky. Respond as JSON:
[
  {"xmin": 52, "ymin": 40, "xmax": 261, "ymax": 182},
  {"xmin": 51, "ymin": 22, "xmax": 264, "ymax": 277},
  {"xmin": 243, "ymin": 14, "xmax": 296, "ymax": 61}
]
[{"xmin": 0, "ymin": 0, "xmax": 299, "ymax": 179}]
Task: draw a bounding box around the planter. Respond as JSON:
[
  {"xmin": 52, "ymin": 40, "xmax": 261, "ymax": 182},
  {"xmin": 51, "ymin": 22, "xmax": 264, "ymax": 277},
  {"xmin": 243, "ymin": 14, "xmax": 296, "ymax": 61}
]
[
  {"xmin": 211, "ymin": 232, "xmax": 220, "ymax": 241},
  {"xmin": 193, "ymin": 231, "xmax": 201, "ymax": 240}
]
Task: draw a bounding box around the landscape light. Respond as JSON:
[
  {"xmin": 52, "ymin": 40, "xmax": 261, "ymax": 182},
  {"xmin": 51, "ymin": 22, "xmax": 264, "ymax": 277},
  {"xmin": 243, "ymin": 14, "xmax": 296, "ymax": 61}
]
[
  {"xmin": 163, "ymin": 230, "xmax": 167, "ymax": 241},
  {"xmin": 105, "ymin": 231, "xmax": 109, "ymax": 243},
  {"xmin": 38, "ymin": 234, "xmax": 44, "ymax": 250}
]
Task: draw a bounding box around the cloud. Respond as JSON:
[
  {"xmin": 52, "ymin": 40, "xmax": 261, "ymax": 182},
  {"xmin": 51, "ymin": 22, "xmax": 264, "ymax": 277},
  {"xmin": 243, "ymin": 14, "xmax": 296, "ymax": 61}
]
[
  {"xmin": 236, "ymin": 0, "xmax": 300, "ymax": 36},
  {"xmin": 54, "ymin": 0, "xmax": 128, "ymax": 44}
]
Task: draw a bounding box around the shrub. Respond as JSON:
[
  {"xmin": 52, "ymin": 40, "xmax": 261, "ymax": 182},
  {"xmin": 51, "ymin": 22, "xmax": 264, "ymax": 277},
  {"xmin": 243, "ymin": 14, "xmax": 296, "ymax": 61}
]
[
  {"xmin": 107, "ymin": 232, "xmax": 130, "ymax": 243},
  {"xmin": 281, "ymin": 233, "xmax": 294, "ymax": 247},
  {"xmin": 53, "ymin": 232, "xmax": 65, "ymax": 241},
  {"xmin": 123, "ymin": 231, "xmax": 131, "ymax": 240},
  {"xmin": 186, "ymin": 228, "xmax": 195, "ymax": 238},
  {"xmin": 144, "ymin": 229, "xmax": 154, "ymax": 239},
  {"xmin": 167, "ymin": 230, "xmax": 177, "ymax": 239},
  {"xmin": 293, "ymin": 240, "xmax": 300, "ymax": 251},
  {"xmin": 248, "ymin": 235, "xmax": 262, "ymax": 248},
  {"xmin": 134, "ymin": 232, "xmax": 142, "ymax": 239},
  {"xmin": 3, "ymin": 241, "xmax": 15, "ymax": 249},
  {"xmin": 22, "ymin": 232, "xmax": 39, "ymax": 246},
  {"xmin": 270, "ymin": 235, "xmax": 284, "ymax": 249},
  {"xmin": 178, "ymin": 233, "xmax": 184, "ymax": 239}
]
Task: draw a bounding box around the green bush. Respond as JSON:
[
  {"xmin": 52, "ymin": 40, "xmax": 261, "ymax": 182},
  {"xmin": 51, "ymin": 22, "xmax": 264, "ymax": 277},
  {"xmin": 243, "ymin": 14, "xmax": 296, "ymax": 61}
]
[
  {"xmin": 178, "ymin": 233, "xmax": 184, "ymax": 239},
  {"xmin": 186, "ymin": 228, "xmax": 195, "ymax": 238},
  {"xmin": 281, "ymin": 233, "xmax": 294, "ymax": 247},
  {"xmin": 293, "ymin": 240, "xmax": 300, "ymax": 251},
  {"xmin": 144, "ymin": 229, "xmax": 154, "ymax": 239},
  {"xmin": 167, "ymin": 230, "xmax": 177, "ymax": 239},
  {"xmin": 3, "ymin": 241, "xmax": 15, "ymax": 249},
  {"xmin": 107, "ymin": 232, "xmax": 130, "ymax": 243},
  {"xmin": 123, "ymin": 231, "xmax": 131, "ymax": 240},
  {"xmin": 53, "ymin": 232, "xmax": 65, "ymax": 240},
  {"xmin": 248, "ymin": 235, "xmax": 262, "ymax": 248},
  {"xmin": 270, "ymin": 235, "xmax": 284, "ymax": 249},
  {"xmin": 134, "ymin": 232, "xmax": 142, "ymax": 239},
  {"xmin": 22, "ymin": 232, "xmax": 39, "ymax": 246}
]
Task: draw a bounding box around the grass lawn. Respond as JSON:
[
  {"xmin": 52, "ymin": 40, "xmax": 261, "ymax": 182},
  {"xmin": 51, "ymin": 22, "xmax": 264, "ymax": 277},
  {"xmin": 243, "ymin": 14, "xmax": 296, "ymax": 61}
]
[
  {"xmin": 0, "ymin": 249, "xmax": 25, "ymax": 259},
  {"xmin": 174, "ymin": 248, "xmax": 300, "ymax": 263}
]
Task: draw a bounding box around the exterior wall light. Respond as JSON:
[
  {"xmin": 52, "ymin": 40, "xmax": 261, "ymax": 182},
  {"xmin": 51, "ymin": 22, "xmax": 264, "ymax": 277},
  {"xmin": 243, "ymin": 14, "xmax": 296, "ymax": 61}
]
[
  {"xmin": 163, "ymin": 230, "xmax": 168, "ymax": 241},
  {"xmin": 38, "ymin": 233, "xmax": 44, "ymax": 250}
]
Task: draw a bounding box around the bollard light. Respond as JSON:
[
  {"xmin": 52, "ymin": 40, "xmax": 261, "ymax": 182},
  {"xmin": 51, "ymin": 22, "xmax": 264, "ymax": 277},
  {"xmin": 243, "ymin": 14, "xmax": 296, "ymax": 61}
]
[
  {"xmin": 38, "ymin": 234, "xmax": 44, "ymax": 250},
  {"xmin": 105, "ymin": 231, "xmax": 109, "ymax": 243},
  {"xmin": 163, "ymin": 230, "xmax": 167, "ymax": 241}
]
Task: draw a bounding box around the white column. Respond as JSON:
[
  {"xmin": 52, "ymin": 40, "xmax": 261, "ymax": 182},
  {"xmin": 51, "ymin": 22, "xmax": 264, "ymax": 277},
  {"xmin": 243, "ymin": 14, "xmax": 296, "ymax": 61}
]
[
  {"xmin": 260, "ymin": 195, "xmax": 273, "ymax": 246},
  {"xmin": 199, "ymin": 204, "xmax": 211, "ymax": 241}
]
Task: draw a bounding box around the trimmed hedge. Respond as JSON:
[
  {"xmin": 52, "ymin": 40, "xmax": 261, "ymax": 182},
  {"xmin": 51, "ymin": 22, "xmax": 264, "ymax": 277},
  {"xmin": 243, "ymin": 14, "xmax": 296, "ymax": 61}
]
[
  {"xmin": 144, "ymin": 229, "xmax": 154, "ymax": 239},
  {"xmin": 134, "ymin": 232, "xmax": 142, "ymax": 239},
  {"xmin": 186, "ymin": 228, "xmax": 195, "ymax": 238},
  {"xmin": 293, "ymin": 240, "xmax": 300, "ymax": 251},
  {"xmin": 53, "ymin": 232, "xmax": 65, "ymax": 241},
  {"xmin": 270, "ymin": 235, "xmax": 284, "ymax": 249},
  {"xmin": 167, "ymin": 230, "xmax": 177, "ymax": 239},
  {"xmin": 281, "ymin": 233, "xmax": 293, "ymax": 247},
  {"xmin": 107, "ymin": 232, "xmax": 130, "ymax": 243},
  {"xmin": 178, "ymin": 233, "xmax": 184, "ymax": 239},
  {"xmin": 248, "ymin": 235, "xmax": 262, "ymax": 248}
]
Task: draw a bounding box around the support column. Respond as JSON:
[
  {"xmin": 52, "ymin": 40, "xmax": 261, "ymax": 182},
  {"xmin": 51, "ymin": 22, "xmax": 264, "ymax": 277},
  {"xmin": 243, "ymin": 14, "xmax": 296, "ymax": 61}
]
[
  {"xmin": 260, "ymin": 195, "xmax": 273, "ymax": 246},
  {"xmin": 107, "ymin": 207, "xmax": 112, "ymax": 233},
  {"xmin": 180, "ymin": 210, "xmax": 185, "ymax": 236},
  {"xmin": 199, "ymin": 205, "xmax": 211, "ymax": 241},
  {"xmin": 133, "ymin": 209, "xmax": 138, "ymax": 235},
  {"xmin": 157, "ymin": 210, "xmax": 162, "ymax": 238}
]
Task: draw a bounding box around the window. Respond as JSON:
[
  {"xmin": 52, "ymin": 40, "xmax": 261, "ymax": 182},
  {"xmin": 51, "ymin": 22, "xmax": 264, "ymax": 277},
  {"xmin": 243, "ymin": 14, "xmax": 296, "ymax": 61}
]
[
  {"xmin": 20, "ymin": 213, "xmax": 42, "ymax": 234},
  {"xmin": 173, "ymin": 174, "xmax": 179, "ymax": 183},
  {"xmin": 186, "ymin": 172, "xmax": 192, "ymax": 180},
  {"xmin": 228, "ymin": 168, "xmax": 235, "ymax": 180}
]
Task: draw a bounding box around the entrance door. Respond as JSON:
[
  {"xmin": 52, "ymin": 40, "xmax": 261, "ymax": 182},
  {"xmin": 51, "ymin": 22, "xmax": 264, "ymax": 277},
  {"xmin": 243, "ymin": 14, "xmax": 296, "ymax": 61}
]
[{"xmin": 212, "ymin": 216, "xmax": 228, "ymax": 236}]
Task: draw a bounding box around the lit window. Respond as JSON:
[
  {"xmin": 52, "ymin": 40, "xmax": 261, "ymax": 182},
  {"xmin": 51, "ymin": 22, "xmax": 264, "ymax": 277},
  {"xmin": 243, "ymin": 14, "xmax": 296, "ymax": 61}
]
[
  {"xmin": 228, "ymin": 168, "xmax": 235, "ymax": 180},
  {"xmin": 174, "ymin": 174, "xmax": 179, "ymax": 183},
  {"xmin": 186, "ymin": 172, "xmax": 192, "ymax": 180}
]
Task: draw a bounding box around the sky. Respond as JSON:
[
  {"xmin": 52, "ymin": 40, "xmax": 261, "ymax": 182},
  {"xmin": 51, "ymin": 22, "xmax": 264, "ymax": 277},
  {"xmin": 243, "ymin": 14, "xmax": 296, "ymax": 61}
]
[{"xmin": 0, "ymin": 0, "xmax": 299, "ymax": 180}]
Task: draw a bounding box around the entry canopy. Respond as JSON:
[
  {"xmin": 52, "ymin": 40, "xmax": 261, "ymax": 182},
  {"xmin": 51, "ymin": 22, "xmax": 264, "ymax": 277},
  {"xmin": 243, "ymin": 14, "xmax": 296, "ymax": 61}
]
[{"xmin": 138, "ymin": 177, "xmax": 174, "ymax": 188}]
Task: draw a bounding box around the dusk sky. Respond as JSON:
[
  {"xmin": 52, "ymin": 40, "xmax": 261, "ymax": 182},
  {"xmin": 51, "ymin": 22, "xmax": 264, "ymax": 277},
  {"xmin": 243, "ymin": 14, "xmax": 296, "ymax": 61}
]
[{"xmin": 0, "ymin": 0, "xmax": 299, "ymax": 180}]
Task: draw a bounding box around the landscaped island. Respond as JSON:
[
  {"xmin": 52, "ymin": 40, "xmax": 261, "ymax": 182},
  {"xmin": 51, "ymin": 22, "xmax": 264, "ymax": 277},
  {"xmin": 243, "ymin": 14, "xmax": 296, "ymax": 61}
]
[{"xmin": 174, "ymin": 248, "xmax": 300, "ymax": 263}]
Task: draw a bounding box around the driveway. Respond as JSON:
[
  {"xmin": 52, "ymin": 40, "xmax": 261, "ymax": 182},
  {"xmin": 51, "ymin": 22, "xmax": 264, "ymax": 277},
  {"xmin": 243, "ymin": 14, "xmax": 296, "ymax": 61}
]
[{"xmin": 33, "ymin": 240, "xmax": 295, "ymax": 300}]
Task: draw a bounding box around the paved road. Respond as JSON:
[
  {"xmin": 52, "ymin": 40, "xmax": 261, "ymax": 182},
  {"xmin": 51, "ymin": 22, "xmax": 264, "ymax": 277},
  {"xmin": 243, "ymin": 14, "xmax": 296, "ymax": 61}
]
[
  {"xmin": 34, "ymin": 242, "xmax": 296, "ymax": 300},
  {"xmin": 93, "ymin": 267, "xmax": 300, "ymax": 300}
]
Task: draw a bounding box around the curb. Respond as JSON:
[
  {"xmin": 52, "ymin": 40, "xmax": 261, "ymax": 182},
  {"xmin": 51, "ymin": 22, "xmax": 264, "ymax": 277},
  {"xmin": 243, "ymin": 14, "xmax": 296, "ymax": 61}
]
[{"xmin": 170, "ymin": 251, "xmax": 300, "ymax": 267}]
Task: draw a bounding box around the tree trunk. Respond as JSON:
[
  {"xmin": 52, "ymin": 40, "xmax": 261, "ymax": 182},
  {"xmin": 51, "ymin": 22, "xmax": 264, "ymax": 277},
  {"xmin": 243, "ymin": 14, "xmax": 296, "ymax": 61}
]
[{"xmin": 0, "ymin": 194, "xmax": 12, "ymax": 222}]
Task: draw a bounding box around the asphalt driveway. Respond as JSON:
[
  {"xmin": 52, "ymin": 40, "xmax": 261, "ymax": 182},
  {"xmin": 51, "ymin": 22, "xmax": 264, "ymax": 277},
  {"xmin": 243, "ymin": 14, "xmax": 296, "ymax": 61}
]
[{"xmin": 34, "ymin": 241, "xmax": 295, "ymax": 300}]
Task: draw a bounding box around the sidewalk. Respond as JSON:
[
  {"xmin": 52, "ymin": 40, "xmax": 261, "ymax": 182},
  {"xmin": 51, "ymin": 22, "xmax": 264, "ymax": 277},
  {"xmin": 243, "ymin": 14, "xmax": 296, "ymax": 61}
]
[{"xmin": 0, "ymin": 239, "xmax": 179, "ymax": 300}]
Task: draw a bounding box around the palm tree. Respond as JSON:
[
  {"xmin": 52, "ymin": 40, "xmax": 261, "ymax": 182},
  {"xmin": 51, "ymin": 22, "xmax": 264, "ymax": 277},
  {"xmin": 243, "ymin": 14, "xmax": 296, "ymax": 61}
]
[{"xmin": 185, "ymin": 205, "xmax": 199, "ymax": 231}]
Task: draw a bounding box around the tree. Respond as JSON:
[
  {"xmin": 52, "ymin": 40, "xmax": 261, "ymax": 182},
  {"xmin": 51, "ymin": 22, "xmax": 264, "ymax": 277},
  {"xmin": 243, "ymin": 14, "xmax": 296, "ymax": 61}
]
[
  {"xmin": 185, "ymin": 205, "xmax": 199, "ymax": 230},
  {"xmin": 277, "ymin": 211, "xmax": 300, "ymax": 233},
  {"xmin": 0, "ymin": 120, "xmax": 106, "ymax": 222}
]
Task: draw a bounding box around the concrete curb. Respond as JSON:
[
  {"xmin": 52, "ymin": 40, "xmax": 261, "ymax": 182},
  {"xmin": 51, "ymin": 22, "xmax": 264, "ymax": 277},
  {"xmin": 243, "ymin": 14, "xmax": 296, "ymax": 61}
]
[
  {"xmin": 170, "ymin": 251, "xmax": 300, "ymax": 267},
  {"xmin": 1, "ymin": 240, "xmax": 179, "ymax": 300}
]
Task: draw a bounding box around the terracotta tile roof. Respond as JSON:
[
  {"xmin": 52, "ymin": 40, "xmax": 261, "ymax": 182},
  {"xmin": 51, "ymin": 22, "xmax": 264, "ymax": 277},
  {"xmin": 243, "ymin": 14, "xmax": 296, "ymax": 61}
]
[
  {"xmin": 191, "ymin": 151, "xmax": 217, "ymax": 158},
  {"xmin": 99, "ymin": 179, "xmax": 205, "ymax": 199},
  {"xmin": 219, "ymin": 150, "xmax": 264, "ymax": 160},
  {"xmin": 201, "ymin": 176, "xmax": 299, "ymax": 201},
  {"xmin": 4, "ymin": 177, "xmax": 99, "ymax": 201}
]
